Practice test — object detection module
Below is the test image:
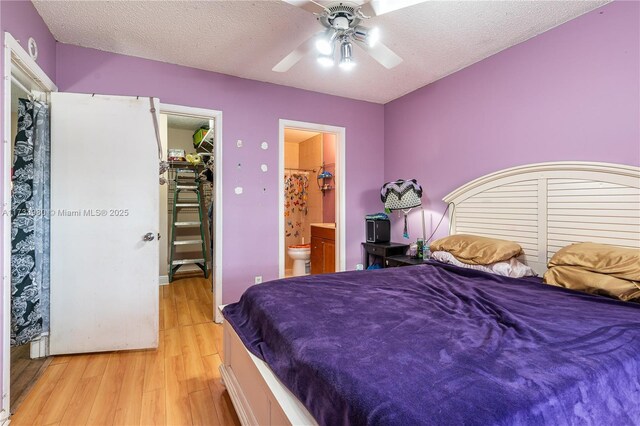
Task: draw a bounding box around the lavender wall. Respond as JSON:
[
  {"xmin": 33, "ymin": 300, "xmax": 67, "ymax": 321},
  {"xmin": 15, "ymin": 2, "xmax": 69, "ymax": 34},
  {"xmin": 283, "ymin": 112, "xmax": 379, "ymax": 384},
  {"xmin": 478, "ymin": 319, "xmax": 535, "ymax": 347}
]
[
  {"xmin": 55, "ymin": 43, "xmax": 385, "ymax": 303},
  {"xmin": 1, "ymin": 0, "xmax": 57, "ymax": 80},
  {"xmin": 384, "ymin": 1, "xmax": 640, "ymax": 242},
  {"xmin": 0, "ymin": 0, "xmax": 57, "ymax": 413}
]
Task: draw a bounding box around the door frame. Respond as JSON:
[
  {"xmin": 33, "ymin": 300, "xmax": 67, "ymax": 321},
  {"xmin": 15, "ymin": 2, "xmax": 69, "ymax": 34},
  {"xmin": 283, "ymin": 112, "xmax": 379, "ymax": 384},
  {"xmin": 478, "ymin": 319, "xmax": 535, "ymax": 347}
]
[
  {"xmin": 159, "ymin": 103, "xmax": 224, "ymax": 323},
  {"xmin": 2, "ymin": 32, "xmax": 57, "ymax": 423},
  {"xmin": 278, "ymin": 119, "xmax": 346, "ymax": 277}
]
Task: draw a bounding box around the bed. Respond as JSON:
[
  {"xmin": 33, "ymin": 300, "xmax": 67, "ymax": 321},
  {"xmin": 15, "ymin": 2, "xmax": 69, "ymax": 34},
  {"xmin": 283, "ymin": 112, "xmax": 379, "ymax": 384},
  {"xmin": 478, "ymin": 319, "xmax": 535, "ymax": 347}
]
[{"xmin": 220, "ymin": 162, "xmax": 640, "ymax": 426}]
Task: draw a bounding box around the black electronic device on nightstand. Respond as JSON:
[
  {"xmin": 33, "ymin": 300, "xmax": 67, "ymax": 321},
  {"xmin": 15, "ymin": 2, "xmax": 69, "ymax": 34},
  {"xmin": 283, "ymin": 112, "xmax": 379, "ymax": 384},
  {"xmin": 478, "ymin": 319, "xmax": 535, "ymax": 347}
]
[{"xmin": 366, "ymin": 219, "xmax": 390, "ymax": 243}]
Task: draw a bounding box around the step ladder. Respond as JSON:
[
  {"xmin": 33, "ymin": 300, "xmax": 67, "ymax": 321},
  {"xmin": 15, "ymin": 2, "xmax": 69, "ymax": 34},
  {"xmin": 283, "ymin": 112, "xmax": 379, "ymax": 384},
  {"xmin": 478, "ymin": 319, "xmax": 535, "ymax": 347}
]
[{"xmin": 169, "ymin": 168, "xmax": 208, "ymax": 282}]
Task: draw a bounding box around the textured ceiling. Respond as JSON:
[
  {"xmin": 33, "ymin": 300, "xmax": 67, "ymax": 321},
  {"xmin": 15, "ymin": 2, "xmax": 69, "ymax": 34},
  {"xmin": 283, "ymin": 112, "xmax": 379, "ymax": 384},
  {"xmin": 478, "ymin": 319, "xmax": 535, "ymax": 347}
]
[
  {"xmin": 285, "ymin": 128, "xmax": 321, "ymax": 143},
  {"xmin": 166, "ymin": 114, "xmax": 210, "ymax": 131},
  {"xmin": 33, "ymin": 0, "xmax": 608, "ymax": 104}
]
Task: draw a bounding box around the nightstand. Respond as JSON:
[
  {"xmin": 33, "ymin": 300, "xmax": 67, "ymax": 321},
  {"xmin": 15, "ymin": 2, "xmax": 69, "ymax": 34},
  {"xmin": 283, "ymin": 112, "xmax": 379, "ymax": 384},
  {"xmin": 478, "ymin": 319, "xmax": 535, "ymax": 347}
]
[
  {"xmin": 384, "ymin": 255, "xmax": 430, "ymax": 268},
  {"xmin": 361, "ymin": 242, "xmax": 409, "ymax": 269}
]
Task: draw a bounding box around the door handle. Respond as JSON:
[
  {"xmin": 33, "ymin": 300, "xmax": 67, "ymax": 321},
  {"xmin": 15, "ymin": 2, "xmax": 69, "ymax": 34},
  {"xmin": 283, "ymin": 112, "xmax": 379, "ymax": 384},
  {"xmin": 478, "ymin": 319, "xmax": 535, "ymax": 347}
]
[{"xmin": 143, "ymin": 232, "xmax": 155, "ymax": 241}]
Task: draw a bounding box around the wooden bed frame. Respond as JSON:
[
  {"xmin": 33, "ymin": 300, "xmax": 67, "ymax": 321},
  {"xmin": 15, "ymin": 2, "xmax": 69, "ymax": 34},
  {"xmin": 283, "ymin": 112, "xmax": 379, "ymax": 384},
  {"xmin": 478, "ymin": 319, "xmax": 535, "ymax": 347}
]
[{"xmin": 219, "ymin": 161, "xmax": 640, "ymax": 426}]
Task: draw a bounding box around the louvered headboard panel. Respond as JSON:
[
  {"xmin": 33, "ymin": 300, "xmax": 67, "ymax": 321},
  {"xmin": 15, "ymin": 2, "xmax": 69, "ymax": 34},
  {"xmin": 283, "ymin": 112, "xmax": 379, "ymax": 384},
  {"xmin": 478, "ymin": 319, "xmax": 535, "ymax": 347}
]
[{"xmin": 444, "ymin": 162, "xmax": 640, "ymax": 276}]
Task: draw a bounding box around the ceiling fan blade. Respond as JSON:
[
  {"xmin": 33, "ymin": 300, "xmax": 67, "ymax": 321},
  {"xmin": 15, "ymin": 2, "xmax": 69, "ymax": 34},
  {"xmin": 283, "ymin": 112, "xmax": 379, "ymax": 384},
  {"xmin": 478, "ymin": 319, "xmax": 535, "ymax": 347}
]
[
  {"xmin": 272, "ymin": 32, "xmax": 321, "ymax": 73},
  {"xmin": 282, "ymin": 0, "xmax": 329, "ymax": 14},
  {"xmin": 354, "ymin": 40, "xmax": 403, "ymax": 69},
  {"xmin": 359, "ymin": 0, "xmax": 427, "ymax": 16}
]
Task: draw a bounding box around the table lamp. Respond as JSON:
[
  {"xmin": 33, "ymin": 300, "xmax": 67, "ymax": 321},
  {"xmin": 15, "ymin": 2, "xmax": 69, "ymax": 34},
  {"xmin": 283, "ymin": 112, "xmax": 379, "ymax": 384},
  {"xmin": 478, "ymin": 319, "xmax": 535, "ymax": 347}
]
[{"xmin": 380, "ymin": 179, "xmax": 423, "ymax": 239}]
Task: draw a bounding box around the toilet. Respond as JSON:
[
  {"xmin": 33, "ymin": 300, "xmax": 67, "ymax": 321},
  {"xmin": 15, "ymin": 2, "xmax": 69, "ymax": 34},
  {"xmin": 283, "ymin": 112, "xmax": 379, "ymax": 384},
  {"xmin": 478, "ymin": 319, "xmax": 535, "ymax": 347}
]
[{"xmin": 287, "ymin": 244, "xmax": 311, "ymax": 276}]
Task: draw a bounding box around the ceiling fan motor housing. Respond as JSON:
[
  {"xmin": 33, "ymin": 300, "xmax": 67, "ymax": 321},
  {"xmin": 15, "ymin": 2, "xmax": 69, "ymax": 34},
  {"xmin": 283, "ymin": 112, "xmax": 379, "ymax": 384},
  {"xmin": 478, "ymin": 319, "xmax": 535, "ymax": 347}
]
[{"xmin": 318, "ymin": 3, "xmax": 363, "ymax": 31}]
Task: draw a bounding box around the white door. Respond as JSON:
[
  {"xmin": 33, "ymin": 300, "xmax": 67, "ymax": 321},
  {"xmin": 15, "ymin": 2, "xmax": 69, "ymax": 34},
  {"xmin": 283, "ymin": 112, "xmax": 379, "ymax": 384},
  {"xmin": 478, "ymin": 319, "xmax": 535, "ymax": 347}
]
[{"xmin": 49, "ymin": 93, "xmax": 159, "ymax": 355}]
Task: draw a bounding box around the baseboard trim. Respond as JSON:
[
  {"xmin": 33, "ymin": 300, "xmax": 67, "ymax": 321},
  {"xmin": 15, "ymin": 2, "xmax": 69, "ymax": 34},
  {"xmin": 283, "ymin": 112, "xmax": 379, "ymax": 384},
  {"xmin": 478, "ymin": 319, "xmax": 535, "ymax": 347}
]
[
  {"xmin": 30, "ymin": 335, "xmax": 49, "ymax": 359},
  {"xmin": 159, "ymin": 275, "xmax": 169, "ymax": 286},
  {"xmin": 0, "ymin": 409, "xmax": 10, "ymax": 425}
]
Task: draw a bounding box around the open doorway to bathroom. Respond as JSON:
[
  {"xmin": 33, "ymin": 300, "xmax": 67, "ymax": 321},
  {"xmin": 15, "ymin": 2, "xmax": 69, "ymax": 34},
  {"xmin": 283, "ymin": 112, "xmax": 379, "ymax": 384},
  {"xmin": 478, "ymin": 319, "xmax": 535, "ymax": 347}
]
[{"xmin": 279, "ymin": 120, "xmax": 346, "ymax": 278}]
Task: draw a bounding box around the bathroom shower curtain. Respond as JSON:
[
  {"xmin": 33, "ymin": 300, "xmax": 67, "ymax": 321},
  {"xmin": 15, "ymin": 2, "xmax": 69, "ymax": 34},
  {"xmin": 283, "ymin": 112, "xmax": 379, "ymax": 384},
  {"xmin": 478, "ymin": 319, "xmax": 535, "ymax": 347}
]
[
  {"xmin": 11, "ymin": 98, "xmax": 51, "ymax": 346},
  {"xmin": 284, "ymin": 173, "xmax": 309, "ymax": 238}
]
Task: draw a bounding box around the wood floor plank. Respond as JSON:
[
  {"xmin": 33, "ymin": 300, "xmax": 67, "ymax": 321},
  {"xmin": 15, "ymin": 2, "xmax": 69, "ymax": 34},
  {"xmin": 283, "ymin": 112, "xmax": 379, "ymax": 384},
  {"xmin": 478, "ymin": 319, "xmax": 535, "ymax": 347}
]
[
  {"xmin": 161, "ymin": 285, "xmax": 170, "ymax": 300},
  {"xmin": 194, "ymin": 279, "xmax": 210, "ymax": 302},
  {"xmin": 176, "ymin": 297, "xmax": 193, "ymax": 326},
  {"xmin": 59, "ymin": 375, "xmax": 103, "ymax": 426},
  {"xmin": 140, "ymin": 388, "xmax": 166, "ymax": 426},
  {"xmin": 194, "ymin": 322, "xmax": 217, "ymax": 357},
  {"xmin": 113, "ymin": 351, "xmax": 146, "ymax": 426},
  {"xmin": 184, "ymin": 279, "xmax": 198, "ymax": 301},
  {"xmin": 162, "ymin": 294, "xmax": 178, "ymax": 330},
  {"xmin": 10, "ymin": 346, "xmax": 51, "ymax": 414},
  {"xmin": 189, "ymin": 388, "xmax": 221, "ymax": 426},
  {"xmin": 10, "ymin": 344, "xmax": 31, "ymax": 383},
  {"xmin": 188, "ymin": 298, "xmax": 209, "ymax": 325},
  {"xmin": 143, "ymin": 333, "xmax": 165, "ymax": 393},
  {"xmin": 173, "ymin": 281, "xmax": 188, "ymax": 300},
  {"xmin": 86, "ymin": 353, "xmax": 126, "ymax": 426},
  {"xmin": 164, "ymin": 355, "xmax": 193, "ymax": 426},
  {"xmin": 164, "ymin": 327, "xmax": 182, "ymax": 358},
  {"xmin": 50, "ymin": 355, "xmax": 72, "ymax": 365},
  {"xmin": 159, "ymin": 295, "xmax": 166, "ymax": 331},
  {"xmin": 180, "ymin": 325, "xmax": 208, "ymax": 394},
  {"xmin": 201, "ymin": 354, "xmax": 222, "ymax": 393},
  {"xmin": 213, "ymin": 320, "xmax": 224, "ymax": 356},
  {"xmin": 83, "ymin": 353, "xmax": 111, "ymax": 379},
  {"xmin": 40, "ymin": 355, "xmax": 90, "ymax": 425},
  {"xmin": 10, "ymin": 362, "xmax": 67, "ymax": 425},
  {"xmin": 202, "ymin": 354, "xmax": 240, "ymax": 426}
]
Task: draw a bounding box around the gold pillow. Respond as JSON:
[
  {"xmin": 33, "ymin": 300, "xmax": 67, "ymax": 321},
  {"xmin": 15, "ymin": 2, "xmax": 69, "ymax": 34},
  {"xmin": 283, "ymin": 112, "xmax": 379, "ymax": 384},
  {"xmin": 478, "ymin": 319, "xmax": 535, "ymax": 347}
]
[
  {"xmin": 544, "ymin": 266, "xmax": 640, "ymax": 302},
  {"xmin": 429, "ymin": 234, "xmax": 523, "ymax": 265},
  {"xmin": 548, "ymin": 242, "xmax": 640, "ymax": 282}
]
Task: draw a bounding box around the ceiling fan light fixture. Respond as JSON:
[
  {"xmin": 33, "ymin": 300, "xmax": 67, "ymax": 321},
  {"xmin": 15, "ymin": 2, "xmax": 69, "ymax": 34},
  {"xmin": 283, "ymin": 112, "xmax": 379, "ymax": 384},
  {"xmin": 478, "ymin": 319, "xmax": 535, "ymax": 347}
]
[
  {"xmin": 317, "ymin": 54, "xmax": 335, "ymax": 68},
  {"xmin": 315, "ymin": 29, "xmax": 337, "ymax": 55},
  {"xmin": 339, "ymin": 40, "xmax": 355, "ymax": 71},
  {"xmin": 339, "ymin": 58, "xmax": 356, "ymax": 71}
]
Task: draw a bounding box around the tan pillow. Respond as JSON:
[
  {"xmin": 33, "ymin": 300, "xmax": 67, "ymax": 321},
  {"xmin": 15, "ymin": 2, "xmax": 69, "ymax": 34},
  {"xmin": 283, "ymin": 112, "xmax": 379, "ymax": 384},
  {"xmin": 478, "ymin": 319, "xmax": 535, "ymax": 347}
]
[
  {"xmin": 429, "ymin": 234, "xmax": 523, "ymax": 265},
  {"xmin": 548, "ymin": 242, "xmax": 640, "ymax": 282},
  {"xmin": 544, "ymin": 266, "xmax": 640, "ymax": 302}
]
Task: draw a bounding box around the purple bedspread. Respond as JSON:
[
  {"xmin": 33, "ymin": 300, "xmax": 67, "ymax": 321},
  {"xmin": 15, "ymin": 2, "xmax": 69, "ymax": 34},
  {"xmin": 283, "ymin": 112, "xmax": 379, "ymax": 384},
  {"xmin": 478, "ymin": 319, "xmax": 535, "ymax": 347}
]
[{"xmin": 223, "ymin": 263, "xmax": 640, "ymax": 425}]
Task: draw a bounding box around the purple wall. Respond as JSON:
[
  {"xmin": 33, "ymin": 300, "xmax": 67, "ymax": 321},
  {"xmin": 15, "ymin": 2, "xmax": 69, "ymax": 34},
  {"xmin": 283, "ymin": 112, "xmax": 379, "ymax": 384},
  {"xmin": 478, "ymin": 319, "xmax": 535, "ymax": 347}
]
[
  {"xmin": 384, "ymin": 1, "xmax": 640, "ymax": 242},
  {"xmin": 55, "ymin": 43, "xmax": 385, "ymax": 303},
  {"xmin": 0, "ymin": 0, "xmax": 57, "ymax": 413},
  {"xmin": 0, "ymin": 0, "xmax": 57, "ymax": 80}
]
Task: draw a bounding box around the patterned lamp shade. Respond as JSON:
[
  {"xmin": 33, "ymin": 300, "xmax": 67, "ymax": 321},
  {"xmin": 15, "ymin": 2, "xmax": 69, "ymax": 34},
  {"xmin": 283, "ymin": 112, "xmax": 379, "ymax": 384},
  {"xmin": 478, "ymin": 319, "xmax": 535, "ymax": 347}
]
[
  {"xmin": 380, "ymin": 179, "xmax": 423, "ymax": 211},
  {"xmin": 380, "ymin": 179, "xmax": 423, "ymax": 239}
]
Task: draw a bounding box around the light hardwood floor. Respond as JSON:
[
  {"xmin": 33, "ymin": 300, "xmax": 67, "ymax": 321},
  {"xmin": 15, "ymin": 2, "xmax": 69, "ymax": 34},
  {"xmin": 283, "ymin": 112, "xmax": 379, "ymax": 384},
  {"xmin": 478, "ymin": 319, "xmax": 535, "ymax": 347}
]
[
  {"xmin": 10, "ymin": 343, "xmax": 51, "ymax": 413},
  {"xmin": 10, "ymin": 277, "xmax": 241, "ymax": 426}
]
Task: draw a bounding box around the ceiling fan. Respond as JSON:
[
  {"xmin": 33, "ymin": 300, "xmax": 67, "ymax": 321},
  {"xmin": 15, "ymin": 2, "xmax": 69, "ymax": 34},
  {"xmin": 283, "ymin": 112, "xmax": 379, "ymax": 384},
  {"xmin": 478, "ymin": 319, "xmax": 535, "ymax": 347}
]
[{"xmin": 274, "ymin": 0, "xmax": 426, "ymax": 72}]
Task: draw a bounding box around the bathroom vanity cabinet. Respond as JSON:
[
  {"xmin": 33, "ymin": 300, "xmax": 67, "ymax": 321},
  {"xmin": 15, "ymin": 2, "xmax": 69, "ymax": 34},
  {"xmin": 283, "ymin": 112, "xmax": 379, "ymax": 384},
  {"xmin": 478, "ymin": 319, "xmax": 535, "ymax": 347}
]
[{"xmin": 310, "ymin": 225, "xmax": 335, "ymax": 275}]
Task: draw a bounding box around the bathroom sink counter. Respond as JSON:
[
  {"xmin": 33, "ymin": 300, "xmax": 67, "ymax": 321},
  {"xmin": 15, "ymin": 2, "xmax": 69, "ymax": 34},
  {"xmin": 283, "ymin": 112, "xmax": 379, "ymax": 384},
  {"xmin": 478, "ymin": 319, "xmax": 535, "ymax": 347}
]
[{"xmin": 310, "ymin": 223, "xmax": 336, "ymax": 229}]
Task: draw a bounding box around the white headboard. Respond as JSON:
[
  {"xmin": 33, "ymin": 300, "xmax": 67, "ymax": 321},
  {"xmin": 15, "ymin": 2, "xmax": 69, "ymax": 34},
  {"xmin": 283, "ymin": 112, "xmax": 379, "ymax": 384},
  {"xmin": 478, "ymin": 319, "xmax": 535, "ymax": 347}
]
[{"xmin": 443, "ymin": 162, "xmax": 640, "ymax": 275}]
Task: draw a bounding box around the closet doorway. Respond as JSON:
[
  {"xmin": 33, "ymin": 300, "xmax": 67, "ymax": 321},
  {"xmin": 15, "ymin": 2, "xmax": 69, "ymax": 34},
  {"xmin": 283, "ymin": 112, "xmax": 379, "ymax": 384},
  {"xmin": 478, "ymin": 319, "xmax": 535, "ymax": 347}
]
[
  {"xmin": 278, "ymin": 119, "xmax": 346, "ymax": 278},
  {"xmin": 159, "ymin": 104, "xmax": 223, "ymax": 323},
  {"xmin": 2, "ymin": 34, "xmax": 57, "ymax": 419}
]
